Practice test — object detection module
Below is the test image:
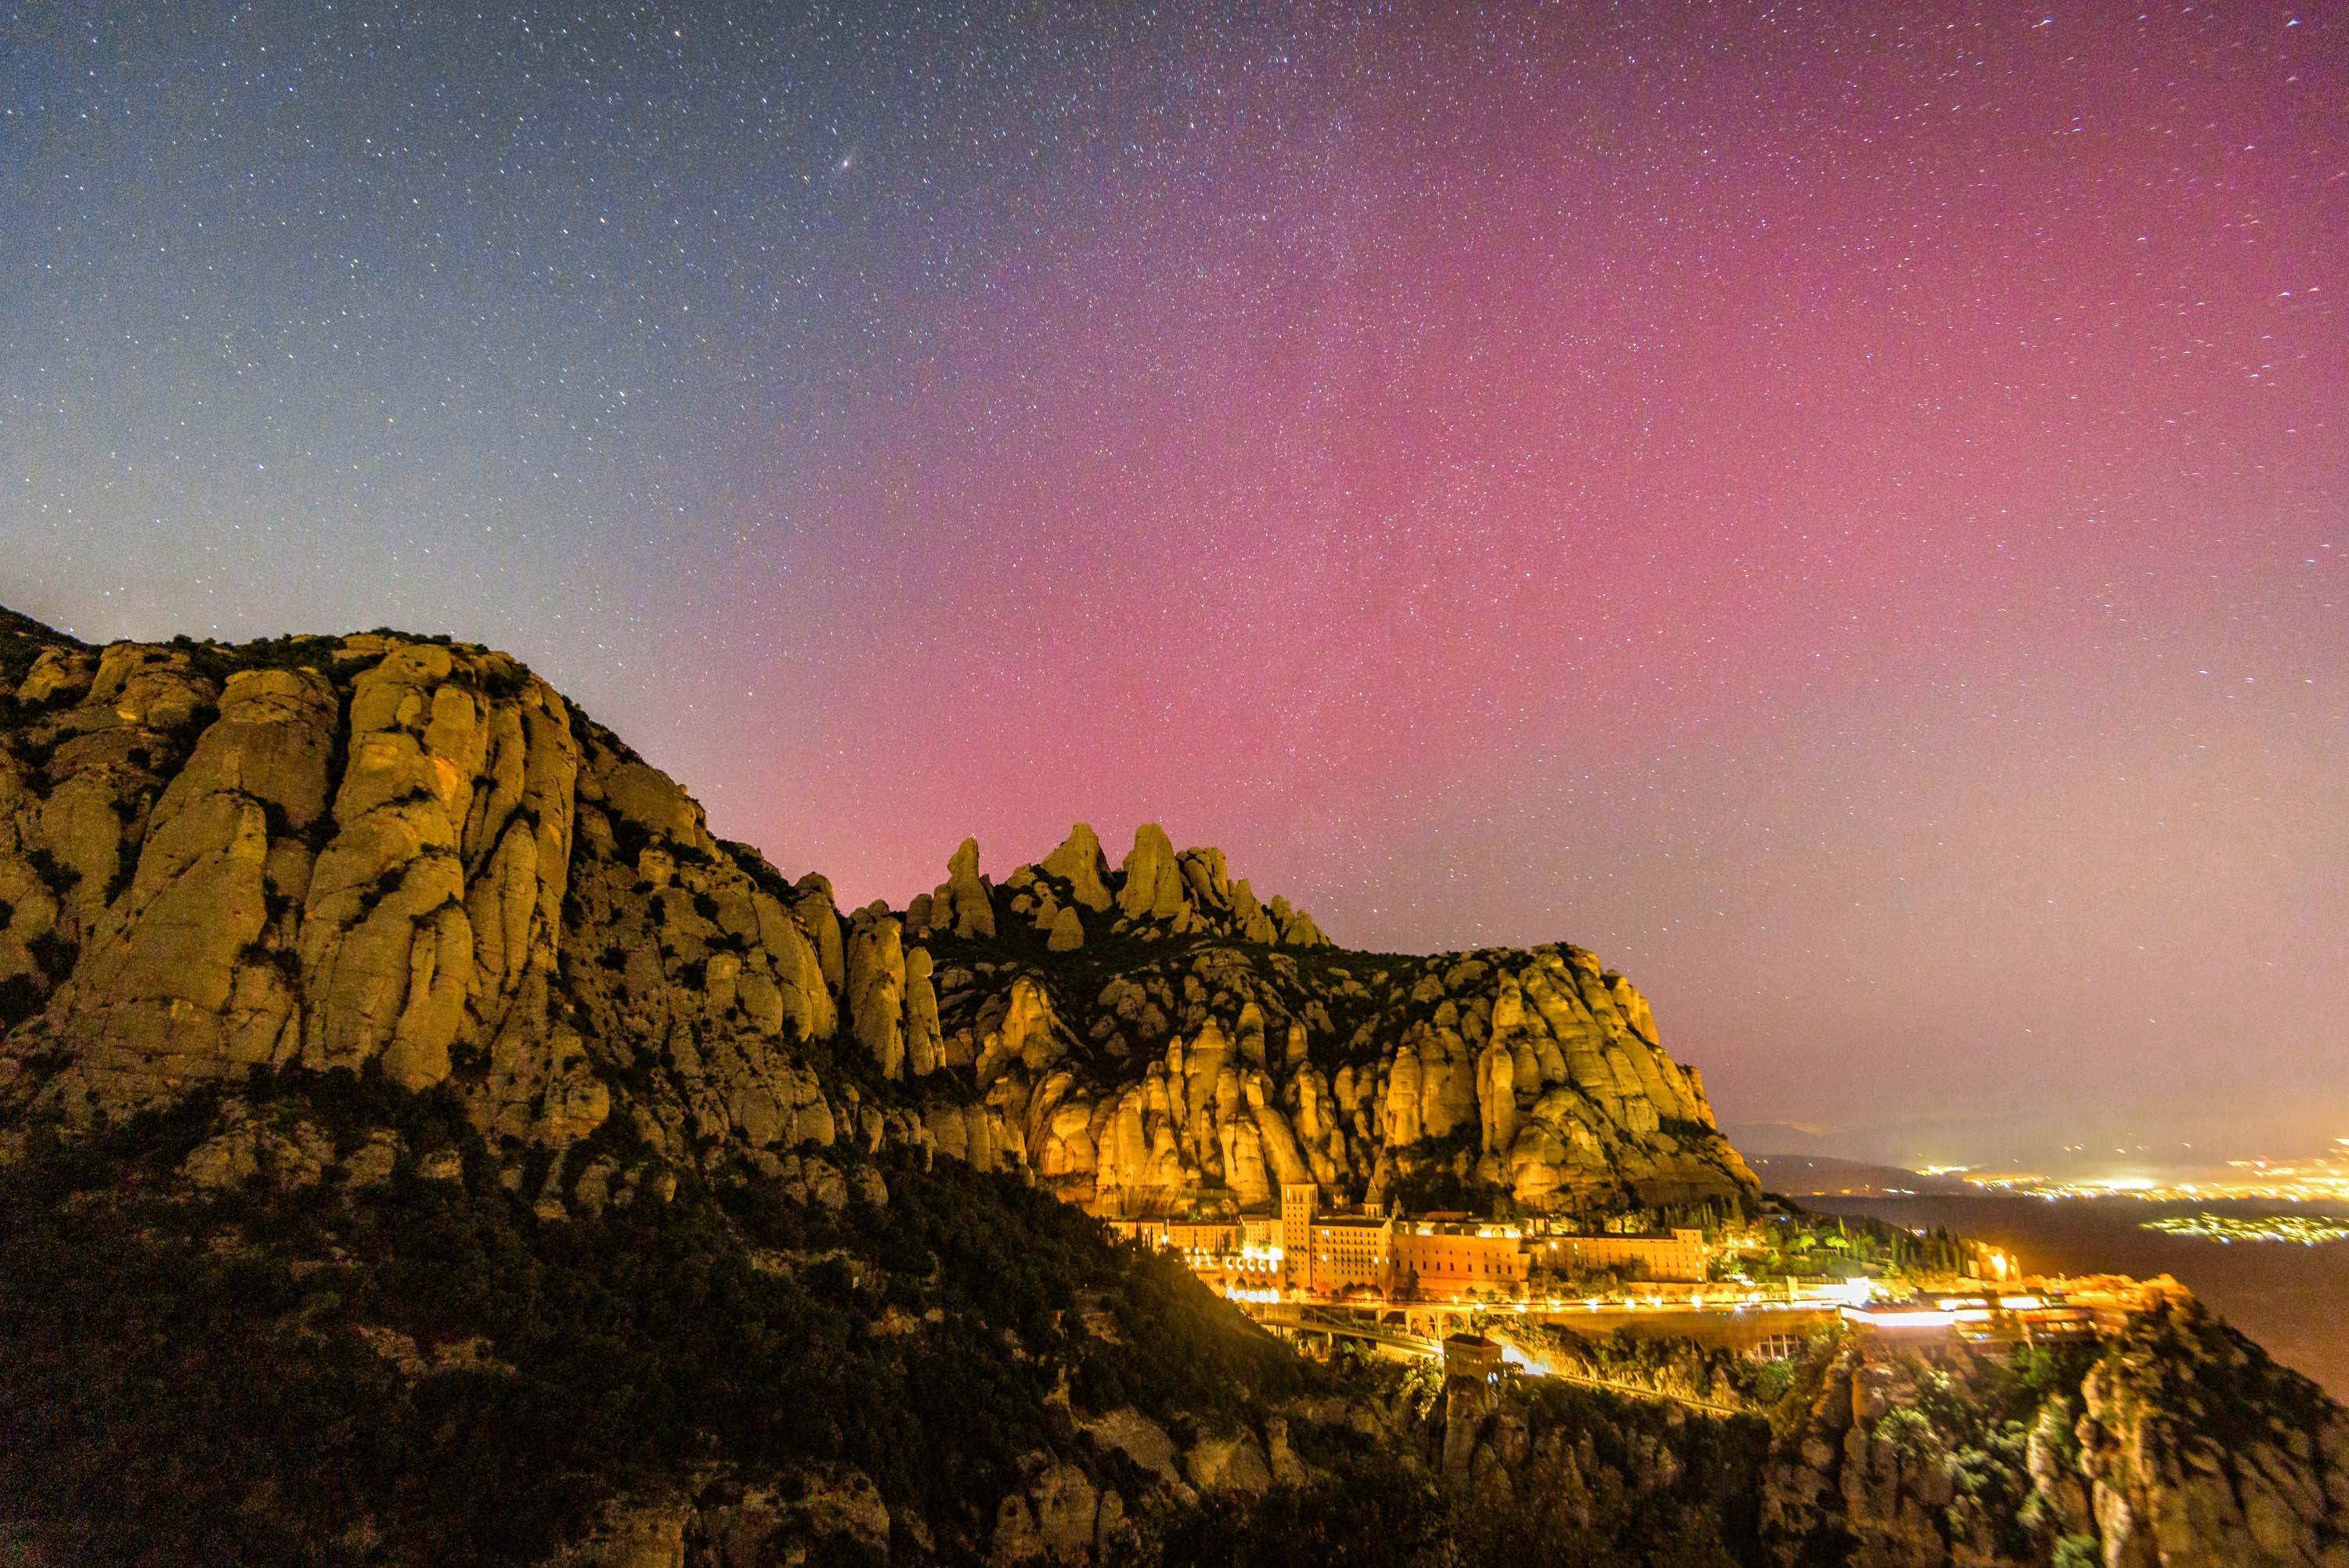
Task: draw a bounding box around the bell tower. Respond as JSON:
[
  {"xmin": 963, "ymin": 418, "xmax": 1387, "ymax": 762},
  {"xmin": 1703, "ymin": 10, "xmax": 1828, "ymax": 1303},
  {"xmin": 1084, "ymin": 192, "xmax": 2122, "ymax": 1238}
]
[{"xmin": 1279, "ymin": 1182, "xmax": 1318, "ymax": 1294}]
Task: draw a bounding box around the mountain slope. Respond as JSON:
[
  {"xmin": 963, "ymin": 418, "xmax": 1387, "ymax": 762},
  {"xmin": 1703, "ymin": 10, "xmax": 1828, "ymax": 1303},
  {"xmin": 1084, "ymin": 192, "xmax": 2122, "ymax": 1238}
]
[
  {"xmin": 0, "ymin": 615, "xmax": 1753, "ymax": 1222},
  {"xmin": 4, "ymin": 611, "xmax": 2347, "ymax": 1568},
  {"xmin": 0, "ymin": 1073, "xmax": 1334, "ymax": 1566},
  {"xmin": 1749, "ymin": 1153, "xmax": 1973, "ymax": 1198}
]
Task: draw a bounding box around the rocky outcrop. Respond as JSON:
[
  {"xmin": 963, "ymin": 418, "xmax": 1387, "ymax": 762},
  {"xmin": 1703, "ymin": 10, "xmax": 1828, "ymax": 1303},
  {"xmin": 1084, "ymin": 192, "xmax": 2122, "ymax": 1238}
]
[
  {"xmin": 846, "ymin": 909, "xmax": 907, "ymax": 1080},
  {"xmin": 987, "ymin": 1456, "xmax": 1131, "ymax": 1566},
  {"xmin": 989, "ymin": 822, "xmax": 1329, "ymax": 957},
  {"xmin": 2077, "ymin": 1298, "xmax": 2349, "ymax": 1568},
  {"xmin": 0, "ymin": 613, "xmax": 1751, "ymax": 1224},
  {"xmin": 966, "ymin": 939, "xmax": 1754, "ymax": 1219},
  {"xmin": 904, "ymin": 944, "xmax": 946, "ymax": 1078},
  {"xmin": 1430, "ymin": 1358, "xmax": 1773, "ymax": 1562},
  {"xmin": 1753, "ymin": 1301, "xmax": 2349, "ymax": 1568},
  {"xmin": 547, "ymin": 1463, "xmax": 894, "ymax": 1568},
  {"xmin": 0, "ymin": 637, "xmax": 590, "ymax": 1113},
  {"xmin": 1039, "ymin": 824, "xmax": 1113, "ymax": 913},
  {"xmin": 931, "ymin": 836, "xmax": 996, "ymax": 941},
  {"xmin": 0, "ymin": 629, "xmax": 852, "ymax": 1195},
  {"xmin": 1116, "ymin": 824, "xmax": 1185, "ymax": 923},
  {"xmin": 1762, "ymin": 1347, "xmax": 2018, "ymax": 1567}
]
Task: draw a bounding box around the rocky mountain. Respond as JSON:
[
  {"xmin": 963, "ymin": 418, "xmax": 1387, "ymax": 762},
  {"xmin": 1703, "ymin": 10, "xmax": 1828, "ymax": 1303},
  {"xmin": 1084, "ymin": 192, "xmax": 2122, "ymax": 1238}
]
[
  {"xmin": 1748, "ymin": 1154, "xmax": 1974, "ymax": 1199},
  {"xmin": 1416, "ymin": 1291, "xmax": 2349, "ymax": 1568},
  {"xmin": 1757, "ymin": 1292, "xmax": 2349, "ymax": 1568},
  {"xmin": 8, "ymin": 608, "xmax": 2339, "ymax": 1568},
  {"xmin": 0, "ymin": 615, "xmax": 1753, "ymax": 1223}
]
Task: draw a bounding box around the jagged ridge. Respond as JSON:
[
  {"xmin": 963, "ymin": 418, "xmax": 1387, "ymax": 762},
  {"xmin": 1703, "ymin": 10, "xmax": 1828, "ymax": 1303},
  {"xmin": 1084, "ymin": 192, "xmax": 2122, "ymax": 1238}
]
[
  {"xmin": 5, "ymin": 612, "xmax": 2346, "ymax": 1568},
  {"xmin": 0, "ymin": 614, "xmax": 1752, "ymax": 1221}
]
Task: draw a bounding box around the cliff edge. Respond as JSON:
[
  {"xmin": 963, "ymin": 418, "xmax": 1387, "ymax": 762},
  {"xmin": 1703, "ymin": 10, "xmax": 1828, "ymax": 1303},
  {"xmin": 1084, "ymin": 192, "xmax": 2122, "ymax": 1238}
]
[{"xmin": 0, "ymin": 615, "xmax": 1754, "ymax": 1222}]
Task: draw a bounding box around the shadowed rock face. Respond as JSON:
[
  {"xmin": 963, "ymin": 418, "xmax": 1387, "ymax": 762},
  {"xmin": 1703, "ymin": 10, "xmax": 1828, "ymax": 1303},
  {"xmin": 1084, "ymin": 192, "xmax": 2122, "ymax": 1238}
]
[
  {"xmin": 1419, "ymin": 1292, "xmax": 2349, "ymax": 1568},
  {"xmin": 1748, "ymin": 1296, "xmax": 2349, "ymax": 1568},
  {"xmin": 0, "ymin": 615, "xmax": 1754, "ymax": 1218},
  {"xmin": 2075, "ymin": 1299, "xmax": 2349, "ymax": 1568}
]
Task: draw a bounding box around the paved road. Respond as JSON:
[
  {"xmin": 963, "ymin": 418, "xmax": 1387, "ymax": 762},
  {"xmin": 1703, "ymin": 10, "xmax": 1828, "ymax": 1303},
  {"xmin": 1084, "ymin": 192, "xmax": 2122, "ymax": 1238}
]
[
  {"xmin": 1249, "ymin": 1302, "xmax": 1750, "ymax": 1418},
  {"xmin": 1503, "ymin": 1360, "xmax": 1745, "ymax": 1418}
]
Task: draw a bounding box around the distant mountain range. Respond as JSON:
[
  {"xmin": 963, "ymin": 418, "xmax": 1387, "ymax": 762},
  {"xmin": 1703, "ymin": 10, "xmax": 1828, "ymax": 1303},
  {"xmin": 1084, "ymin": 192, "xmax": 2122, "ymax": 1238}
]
[{"xmin": 1747, "ymin": 1152, "xmax": 1974, "ymax": 1198}]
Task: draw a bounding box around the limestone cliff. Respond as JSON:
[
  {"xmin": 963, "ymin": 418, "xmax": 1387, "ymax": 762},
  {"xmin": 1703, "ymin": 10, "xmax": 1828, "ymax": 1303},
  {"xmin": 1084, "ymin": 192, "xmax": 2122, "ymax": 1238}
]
[
  {"xmin": 2074, "ymin": 1298, "xmax": 2349, "ymax": 1568},
  {"xmin": 1752, "ymin": 1297, "xmax": 2349, "ymax": 1568},
  {"xmin": 6, "ymin": 611, "xmax": 2342, "ymax": 1568},
  {"xmin": 924, "ymin": 871, "xmax": 1756, "ymax": 1217},
  {"xmin": 0, "ymin": 614, "xmax": 1752, "ymax": 1220}
]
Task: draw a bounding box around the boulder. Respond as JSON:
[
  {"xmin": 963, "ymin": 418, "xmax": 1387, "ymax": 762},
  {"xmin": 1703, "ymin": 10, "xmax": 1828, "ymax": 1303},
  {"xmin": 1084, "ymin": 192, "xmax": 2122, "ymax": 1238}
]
[
  {"xmin": 904, "ymin": 945, "xmax": 944, "ymax": 1077},
  {"xmin": 1185, "ymin": 1430, "xmax": 1272, "ymax": 1494},
  {"xmin": 791, "ymin": 874, "xmax": 846, "ymax": 993}
]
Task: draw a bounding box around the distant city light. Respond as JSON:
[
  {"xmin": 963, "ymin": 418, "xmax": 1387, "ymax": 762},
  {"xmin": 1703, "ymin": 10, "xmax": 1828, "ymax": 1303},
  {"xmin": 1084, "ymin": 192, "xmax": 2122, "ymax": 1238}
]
[
  {"xmin": 2141, "ymin": 1213, "xmax": 2349, "ymax": 1246},
  {"xmin": 1954, "ymin": 1143, "xmax": 2349, "ymax": 1205}
]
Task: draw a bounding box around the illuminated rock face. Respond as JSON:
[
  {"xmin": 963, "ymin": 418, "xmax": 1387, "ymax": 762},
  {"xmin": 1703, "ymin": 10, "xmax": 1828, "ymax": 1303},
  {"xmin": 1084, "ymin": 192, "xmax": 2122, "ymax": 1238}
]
[
  {"xmin": 975, "ymin": 939, "xmax": 1755, "ymax": 1219},
  {"xmin": 2, "ymin": 625, "xmax": 842, "ymax": 1171},
  {"xmin": 0, "ymin": 611, "xmax": 1752, "ymax": 1218}
]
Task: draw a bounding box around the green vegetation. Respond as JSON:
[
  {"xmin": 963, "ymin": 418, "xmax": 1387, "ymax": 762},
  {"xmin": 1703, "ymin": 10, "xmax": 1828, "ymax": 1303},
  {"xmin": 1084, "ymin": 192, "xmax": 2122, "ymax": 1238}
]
[
  {"xmin": 1149, "ymin": 1379, "xmax": 1768, "ymax": 1568},
  {"xmin": 0, "ymin": 1072, "xmax": 1311, "ymax": 1566},
  {"xmin": 1, "ymin": 1071, "xmax": 2318, "ymax": 1568},
  {"xmin": 1722, "ymin": 1205, "xmax": 1976, "ymax": 1285},
  {"xmin": 164, "ymin": 630, "xmax": 350, "ymax": 683}
]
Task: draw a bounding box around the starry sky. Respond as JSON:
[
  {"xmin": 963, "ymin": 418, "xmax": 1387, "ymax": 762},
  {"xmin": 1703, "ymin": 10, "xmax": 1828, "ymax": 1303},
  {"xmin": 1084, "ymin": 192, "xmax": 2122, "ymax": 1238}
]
[{"xmin": 4, "ymin": 2, "xmax": 2343, "ymax": 1172}]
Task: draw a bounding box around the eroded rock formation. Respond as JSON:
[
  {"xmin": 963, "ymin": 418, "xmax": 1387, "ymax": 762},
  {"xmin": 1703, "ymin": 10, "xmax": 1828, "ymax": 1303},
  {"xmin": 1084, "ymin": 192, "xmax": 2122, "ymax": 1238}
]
[
  {"xmin": 2075, "ymin": 1298, "xmax": 2349, "ymax": 1568},
  {"xmin": 0, "ymin": 615, "xmax": 1752, "ymax": 1221},
  {"xmin": 1751, "ymin": 1295, "xmax": 2349, "ymax": 1568},
  {"xmin": 5, "ymin": 611, "xmax": 2340, "ymax": 1568}
]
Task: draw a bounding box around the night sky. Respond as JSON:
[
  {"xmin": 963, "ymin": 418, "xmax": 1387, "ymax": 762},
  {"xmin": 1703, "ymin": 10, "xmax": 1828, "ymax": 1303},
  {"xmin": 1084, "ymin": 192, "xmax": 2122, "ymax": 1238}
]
[{"xmin": 4, "ymin": 3, "xmax": 2342, "ymax": 1172}]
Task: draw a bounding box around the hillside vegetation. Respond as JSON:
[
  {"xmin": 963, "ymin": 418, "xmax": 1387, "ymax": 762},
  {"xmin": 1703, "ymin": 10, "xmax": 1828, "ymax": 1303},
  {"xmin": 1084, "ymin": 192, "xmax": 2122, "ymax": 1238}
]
[{"xmin": 4, "ymin": 611, "xmax": 2343, "ymax": 1567}]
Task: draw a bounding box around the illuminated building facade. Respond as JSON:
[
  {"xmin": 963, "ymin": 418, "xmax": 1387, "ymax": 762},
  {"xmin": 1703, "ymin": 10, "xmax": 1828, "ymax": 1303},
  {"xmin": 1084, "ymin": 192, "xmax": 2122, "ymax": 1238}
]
[
  {"xmin": 1387, "ymin": 1220, "xmax": 1531, "ymax": 1298},
  {"xmin": 1280, "ymin": 1181, "xmax": 1319, "ymax": 1278},
  {"xmin": 1305, "ymin": 1216, "xmax": 1395, "ymax": 1295},
  {"xmin": 1538, "ymin": 1228, "xmax": 1709, "ymax": 1285},
  {"xmin": 1109, "ymin": 1184, "xmax": 1711, "ymax": 1304}
]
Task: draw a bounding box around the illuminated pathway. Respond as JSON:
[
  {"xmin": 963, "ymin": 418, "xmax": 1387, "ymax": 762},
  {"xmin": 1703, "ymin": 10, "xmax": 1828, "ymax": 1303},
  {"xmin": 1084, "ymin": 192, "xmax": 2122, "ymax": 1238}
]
[
  {"xmin": 1246, "ymin": 1301, "xmax": 1755, "ymax": 1418},
  {"xmin": 1243, "ymin": 1289, "xmax": 1842, "ymax": 1354},
  {"xmin": 1504, "ymin": 1364, "xmax": 1744, "ymax": 1418}
]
